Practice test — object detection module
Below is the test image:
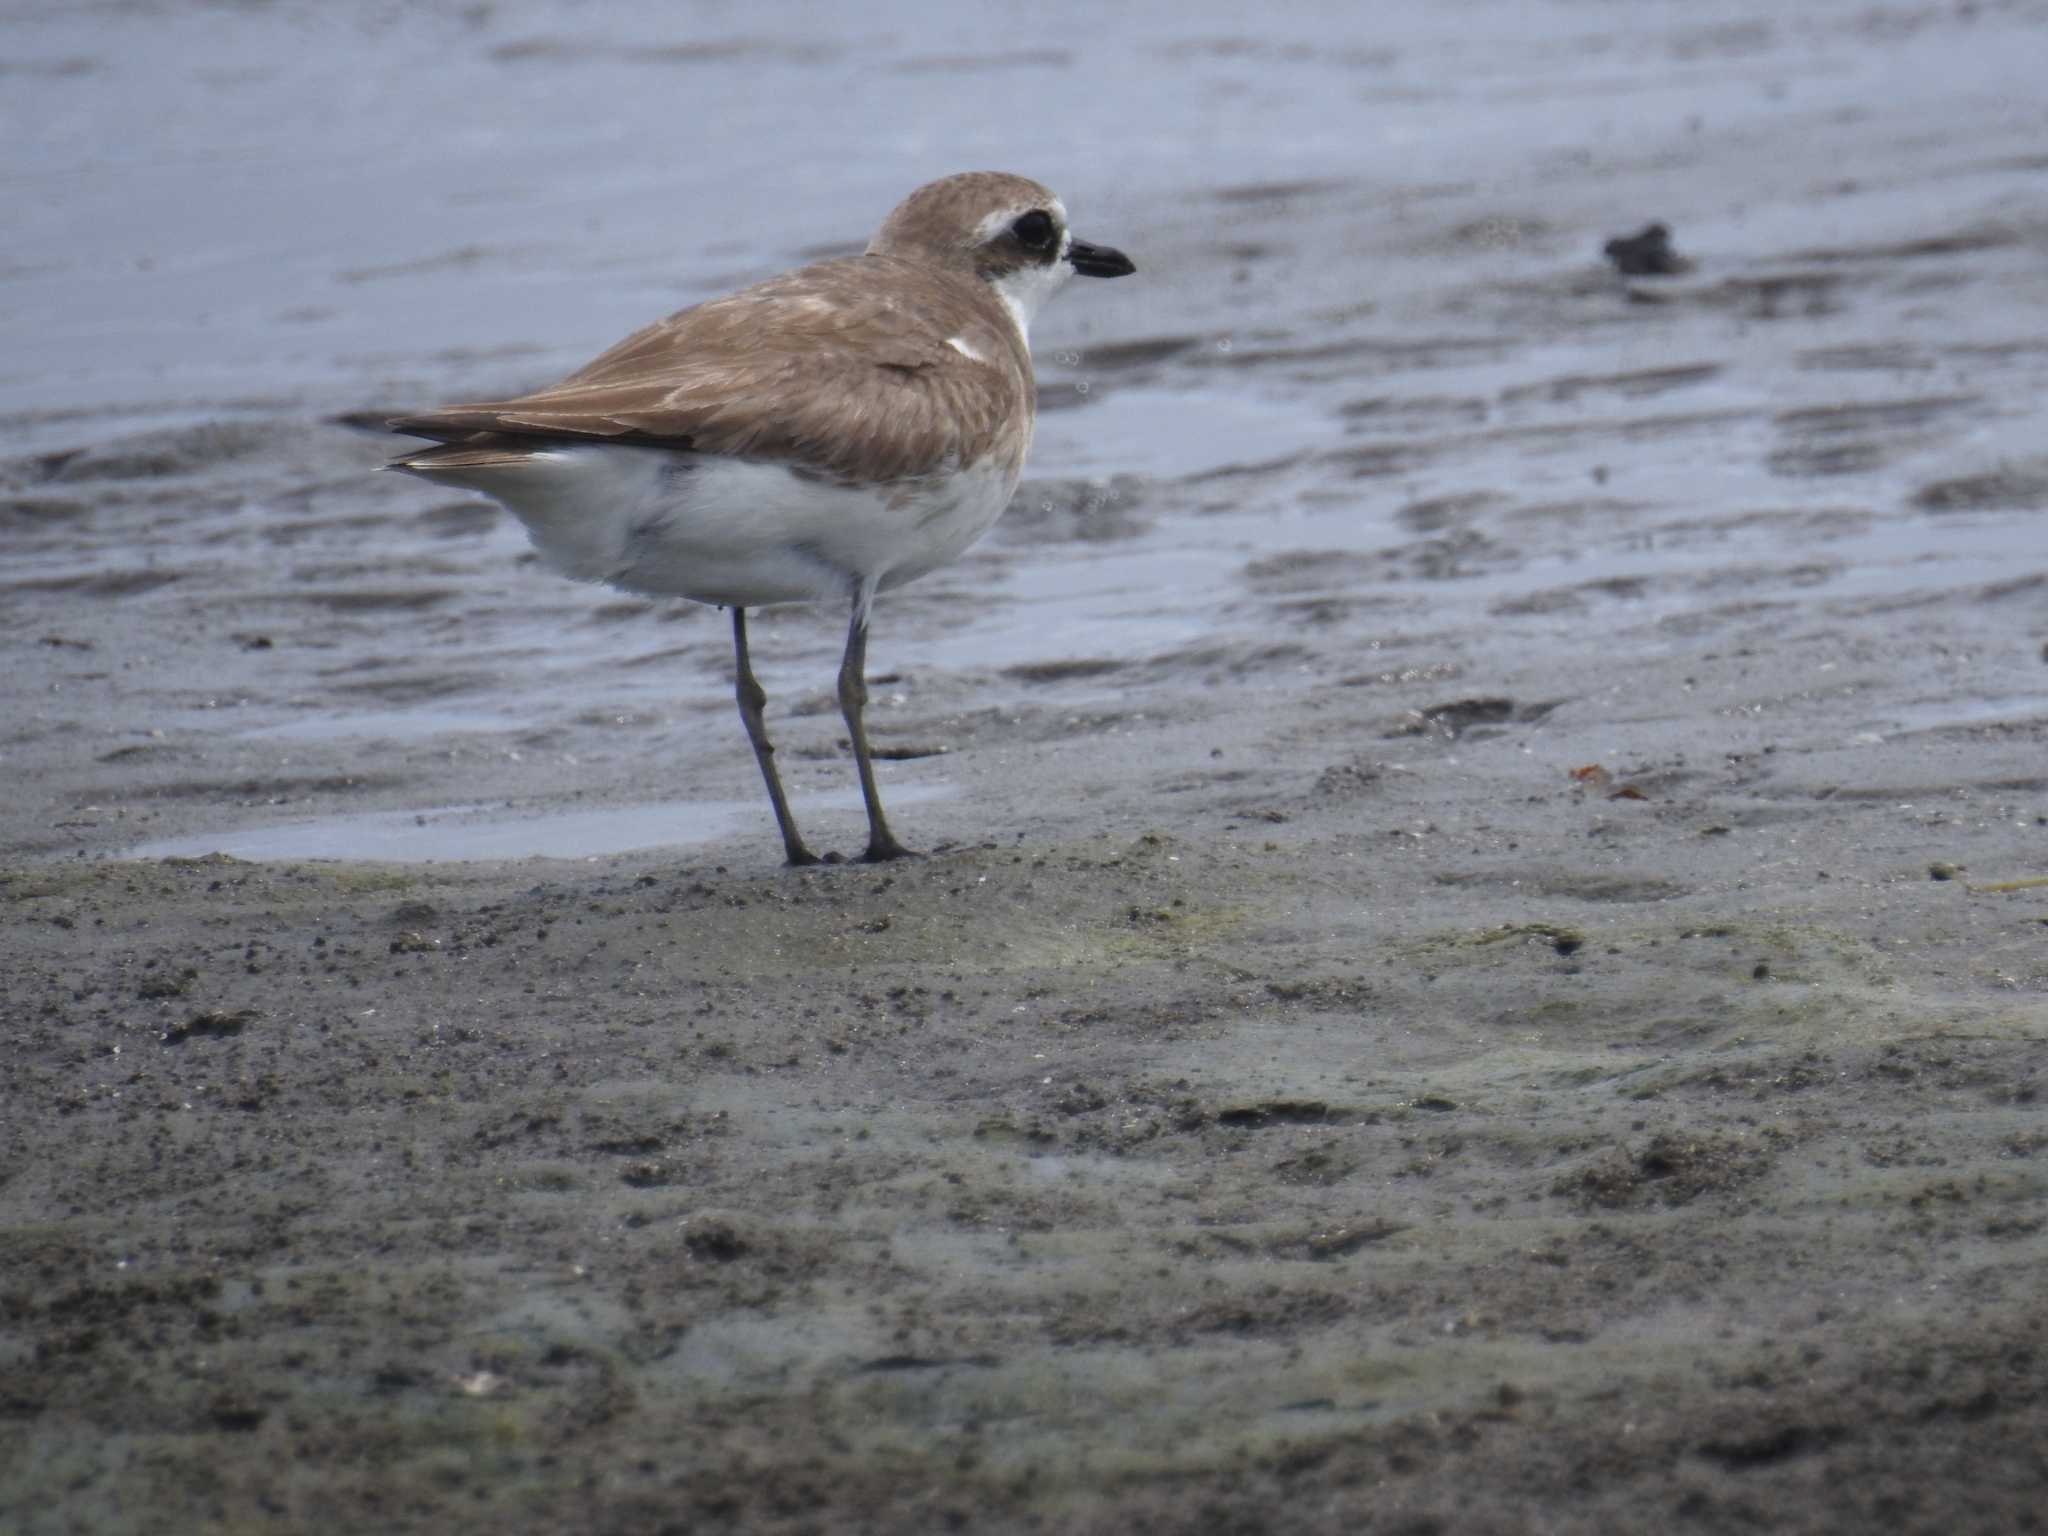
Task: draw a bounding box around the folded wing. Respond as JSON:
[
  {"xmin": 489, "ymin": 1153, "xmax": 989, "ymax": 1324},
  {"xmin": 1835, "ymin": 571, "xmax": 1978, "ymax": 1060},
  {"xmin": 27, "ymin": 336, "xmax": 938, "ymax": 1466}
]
[{"xmin": 390, "ymin": 257, "xmax": 1028, "ymax": 485}]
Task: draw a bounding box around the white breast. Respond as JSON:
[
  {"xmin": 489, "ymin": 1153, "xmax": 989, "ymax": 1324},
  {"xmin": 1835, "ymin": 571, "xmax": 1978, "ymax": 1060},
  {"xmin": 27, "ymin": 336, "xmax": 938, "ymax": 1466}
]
[{"xmin": 438, "ymin": 444, "xmax": 1020, "ymax": 609}]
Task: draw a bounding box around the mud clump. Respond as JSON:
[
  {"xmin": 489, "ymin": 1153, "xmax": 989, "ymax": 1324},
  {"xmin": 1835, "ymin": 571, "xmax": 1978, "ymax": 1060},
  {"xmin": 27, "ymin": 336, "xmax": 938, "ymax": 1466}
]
[{"xmin": 1556, "ymin": 1130, "xmax": 1781, "ymax": 1208}]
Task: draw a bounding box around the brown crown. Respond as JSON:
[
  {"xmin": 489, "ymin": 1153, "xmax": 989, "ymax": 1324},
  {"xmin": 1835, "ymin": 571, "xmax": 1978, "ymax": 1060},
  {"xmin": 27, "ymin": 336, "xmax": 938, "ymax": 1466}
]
[{"xmin": 866, "ymin": 171, "xmax": 1060, "ymax": 273}]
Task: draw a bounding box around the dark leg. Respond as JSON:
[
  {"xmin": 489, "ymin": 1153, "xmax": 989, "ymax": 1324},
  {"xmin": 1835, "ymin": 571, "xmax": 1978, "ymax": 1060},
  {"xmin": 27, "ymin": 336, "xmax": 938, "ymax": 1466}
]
[
  {"xmin": 731, "ymin": 607, "xmax": 821, "ymax": 867},
  {"xmin": 837, "ymin": 603, "xmax": 917, "ymax": 863}
]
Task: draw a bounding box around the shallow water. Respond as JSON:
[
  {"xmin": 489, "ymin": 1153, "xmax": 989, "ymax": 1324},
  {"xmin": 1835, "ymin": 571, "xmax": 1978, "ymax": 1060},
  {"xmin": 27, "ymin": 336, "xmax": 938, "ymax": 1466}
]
[
  {"xmin": 6, "ymin": 0, "xmax": 2047, "ymax": 870},
  {"xmin": 123, "ymin": 783, "xmax": 952, "ymax": 862}
]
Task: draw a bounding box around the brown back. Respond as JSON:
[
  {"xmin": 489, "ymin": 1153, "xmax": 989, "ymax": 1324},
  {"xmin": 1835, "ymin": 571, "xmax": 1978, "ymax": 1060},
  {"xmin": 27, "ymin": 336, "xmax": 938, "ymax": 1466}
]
[{"xmin": 390, "ymin": 255, "xmax": 1033, "ymax": 485}]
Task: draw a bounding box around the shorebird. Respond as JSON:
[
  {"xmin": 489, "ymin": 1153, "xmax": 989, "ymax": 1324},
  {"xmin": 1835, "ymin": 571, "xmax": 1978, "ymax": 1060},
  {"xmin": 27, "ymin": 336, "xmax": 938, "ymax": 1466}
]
[{"xmin": 388, "ymin": 172, "xmax": 1134, "ymax": 865}]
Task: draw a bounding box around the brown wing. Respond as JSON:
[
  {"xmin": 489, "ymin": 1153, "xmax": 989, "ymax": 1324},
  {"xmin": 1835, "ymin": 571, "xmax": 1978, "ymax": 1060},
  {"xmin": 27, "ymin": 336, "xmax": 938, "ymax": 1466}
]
[{"xmin": 389, "ymin": 256, "xmax": 1029, "ymax": 484}]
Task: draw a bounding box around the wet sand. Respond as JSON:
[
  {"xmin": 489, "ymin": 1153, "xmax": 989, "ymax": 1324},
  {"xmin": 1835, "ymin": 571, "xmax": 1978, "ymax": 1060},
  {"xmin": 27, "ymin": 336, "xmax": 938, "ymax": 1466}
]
[{"xmin": 5, "ymin": 3, "xmax": 2048, "ymax": 1531}]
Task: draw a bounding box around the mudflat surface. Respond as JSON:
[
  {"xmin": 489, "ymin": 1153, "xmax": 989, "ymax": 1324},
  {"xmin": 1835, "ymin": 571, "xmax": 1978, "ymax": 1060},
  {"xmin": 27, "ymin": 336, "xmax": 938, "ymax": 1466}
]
[{"xmin": 4, "ymin": 3, "xmax": 2047, "ymax": 1532}]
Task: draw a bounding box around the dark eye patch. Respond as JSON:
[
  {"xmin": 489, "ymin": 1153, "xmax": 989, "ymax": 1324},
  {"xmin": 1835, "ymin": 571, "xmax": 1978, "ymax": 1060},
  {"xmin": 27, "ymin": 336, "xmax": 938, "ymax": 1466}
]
[{"xmin": 1011, "ymin": 210, "xmax": 1056, "ymax": 252}]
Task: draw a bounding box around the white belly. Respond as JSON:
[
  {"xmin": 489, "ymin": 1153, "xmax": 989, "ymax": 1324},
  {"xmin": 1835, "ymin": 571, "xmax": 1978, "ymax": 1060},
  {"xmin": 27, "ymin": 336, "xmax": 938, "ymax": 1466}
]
[{"xmin": 425, "ymin": 444, "xmax": 1020, "ymax": 607}]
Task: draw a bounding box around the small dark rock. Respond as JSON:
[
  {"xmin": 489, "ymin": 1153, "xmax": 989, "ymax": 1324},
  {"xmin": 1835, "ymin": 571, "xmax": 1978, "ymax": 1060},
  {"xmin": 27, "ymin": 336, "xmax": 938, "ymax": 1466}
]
[
  {"xmin": 683, "ymin": 1220, "xmax": 747, "ymax": 1262},
  {"xmin": 1397, "ymin": 697, "xmax": 1518, "ymax": 739},
  {"xmin": 207, "ymin": 1396, "xmax": 265, "ymax": 1432},
  {"xmin": 1604, "ymin": 222, "xmax": 1693, "ymax": 276},
  {"xmin": 164, "ymin": 1009, "xmax": 257, "ymax": 1044},
  {"xmin": 137, "ymin": 969, "xmax": 195, "ymax": 1000}
]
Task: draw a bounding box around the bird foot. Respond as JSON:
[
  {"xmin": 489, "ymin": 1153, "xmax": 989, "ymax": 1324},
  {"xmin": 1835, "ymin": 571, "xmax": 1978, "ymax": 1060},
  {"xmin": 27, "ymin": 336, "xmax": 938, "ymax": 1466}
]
[{"xmin": 860, "ymin": 838, "xmax": 921, "ymax": 864}]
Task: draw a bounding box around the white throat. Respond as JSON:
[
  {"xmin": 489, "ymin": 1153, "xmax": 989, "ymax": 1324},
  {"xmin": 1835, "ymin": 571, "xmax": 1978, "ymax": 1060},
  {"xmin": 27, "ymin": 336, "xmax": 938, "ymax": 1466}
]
[{"xmin": 988, "ymin": 255, "xmax": 1073, "ymax": 349}]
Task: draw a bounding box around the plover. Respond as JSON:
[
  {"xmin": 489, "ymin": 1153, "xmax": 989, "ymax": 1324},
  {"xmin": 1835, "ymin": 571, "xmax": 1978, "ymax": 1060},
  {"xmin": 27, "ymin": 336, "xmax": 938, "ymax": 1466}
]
[{"xmin": 389, "ymin": 172, "xmax": 1134, "ymax": 865}]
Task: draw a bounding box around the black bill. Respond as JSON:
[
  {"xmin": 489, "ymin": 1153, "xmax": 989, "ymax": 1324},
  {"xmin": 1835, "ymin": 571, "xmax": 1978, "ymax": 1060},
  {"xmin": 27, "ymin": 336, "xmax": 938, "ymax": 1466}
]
[{"xmin": 1067, "ymin": 237, "xmax": 1136, "ymax": 278}]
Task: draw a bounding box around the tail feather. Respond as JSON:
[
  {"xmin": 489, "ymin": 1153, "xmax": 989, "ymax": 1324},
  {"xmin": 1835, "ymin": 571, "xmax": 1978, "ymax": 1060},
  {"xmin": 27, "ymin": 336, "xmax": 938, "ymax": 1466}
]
[{"xmin": 388, "ymin": 432, "xmax": 552, "ymax": 477}]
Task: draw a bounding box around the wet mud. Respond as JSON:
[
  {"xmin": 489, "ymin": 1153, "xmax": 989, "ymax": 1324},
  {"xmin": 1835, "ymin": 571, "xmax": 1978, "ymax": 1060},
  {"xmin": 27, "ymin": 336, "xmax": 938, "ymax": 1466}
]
[{"xmin": 4, "ymin": 2, "xmax": 2047, "ymax": 1531}]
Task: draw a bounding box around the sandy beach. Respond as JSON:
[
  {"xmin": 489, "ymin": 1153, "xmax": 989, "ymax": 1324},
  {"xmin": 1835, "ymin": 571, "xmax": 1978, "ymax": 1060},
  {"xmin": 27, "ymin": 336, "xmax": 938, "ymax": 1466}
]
[{"xmin": 4, "ymin": 2, "xmax": 2046, "ymax": 1530}]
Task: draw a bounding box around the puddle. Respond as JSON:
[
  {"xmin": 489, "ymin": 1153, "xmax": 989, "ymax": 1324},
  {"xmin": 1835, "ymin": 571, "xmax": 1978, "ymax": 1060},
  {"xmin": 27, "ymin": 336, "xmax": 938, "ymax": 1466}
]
[
  {"xmin": 122, "ymin": 784, "xmax": 951, "ymax": 863},
  {"xmin": 240, "ymin": 708, "xmax": 534, "ymax": 743},
  {"xmin": 1032, "ymin": 386, "xmax": 1336, "ymax": 479},
  {"xmin": 1859, "ymin": 695, "xmax": 2048, "ymax": 739}
]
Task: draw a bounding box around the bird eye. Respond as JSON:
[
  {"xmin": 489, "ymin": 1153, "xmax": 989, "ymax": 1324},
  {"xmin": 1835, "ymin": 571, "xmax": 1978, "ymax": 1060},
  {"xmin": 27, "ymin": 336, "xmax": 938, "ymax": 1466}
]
[{"xmin": 1011, "ymin": 210, "xmax": 1056, "ymax": 251}]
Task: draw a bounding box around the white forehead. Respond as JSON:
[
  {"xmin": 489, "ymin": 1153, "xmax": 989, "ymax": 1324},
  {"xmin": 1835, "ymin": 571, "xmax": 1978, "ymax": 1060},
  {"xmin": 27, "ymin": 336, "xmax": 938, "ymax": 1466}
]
[{"xmin": 971, "ymin": 197, "xmax": 1069, "ymax": 244}]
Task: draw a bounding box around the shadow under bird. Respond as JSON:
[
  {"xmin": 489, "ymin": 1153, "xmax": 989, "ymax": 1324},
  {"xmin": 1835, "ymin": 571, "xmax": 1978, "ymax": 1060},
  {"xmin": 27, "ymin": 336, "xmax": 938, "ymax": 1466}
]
[{"xmin": 388, "ymin": 171, "xmax": 1135, "ymax": 865}]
